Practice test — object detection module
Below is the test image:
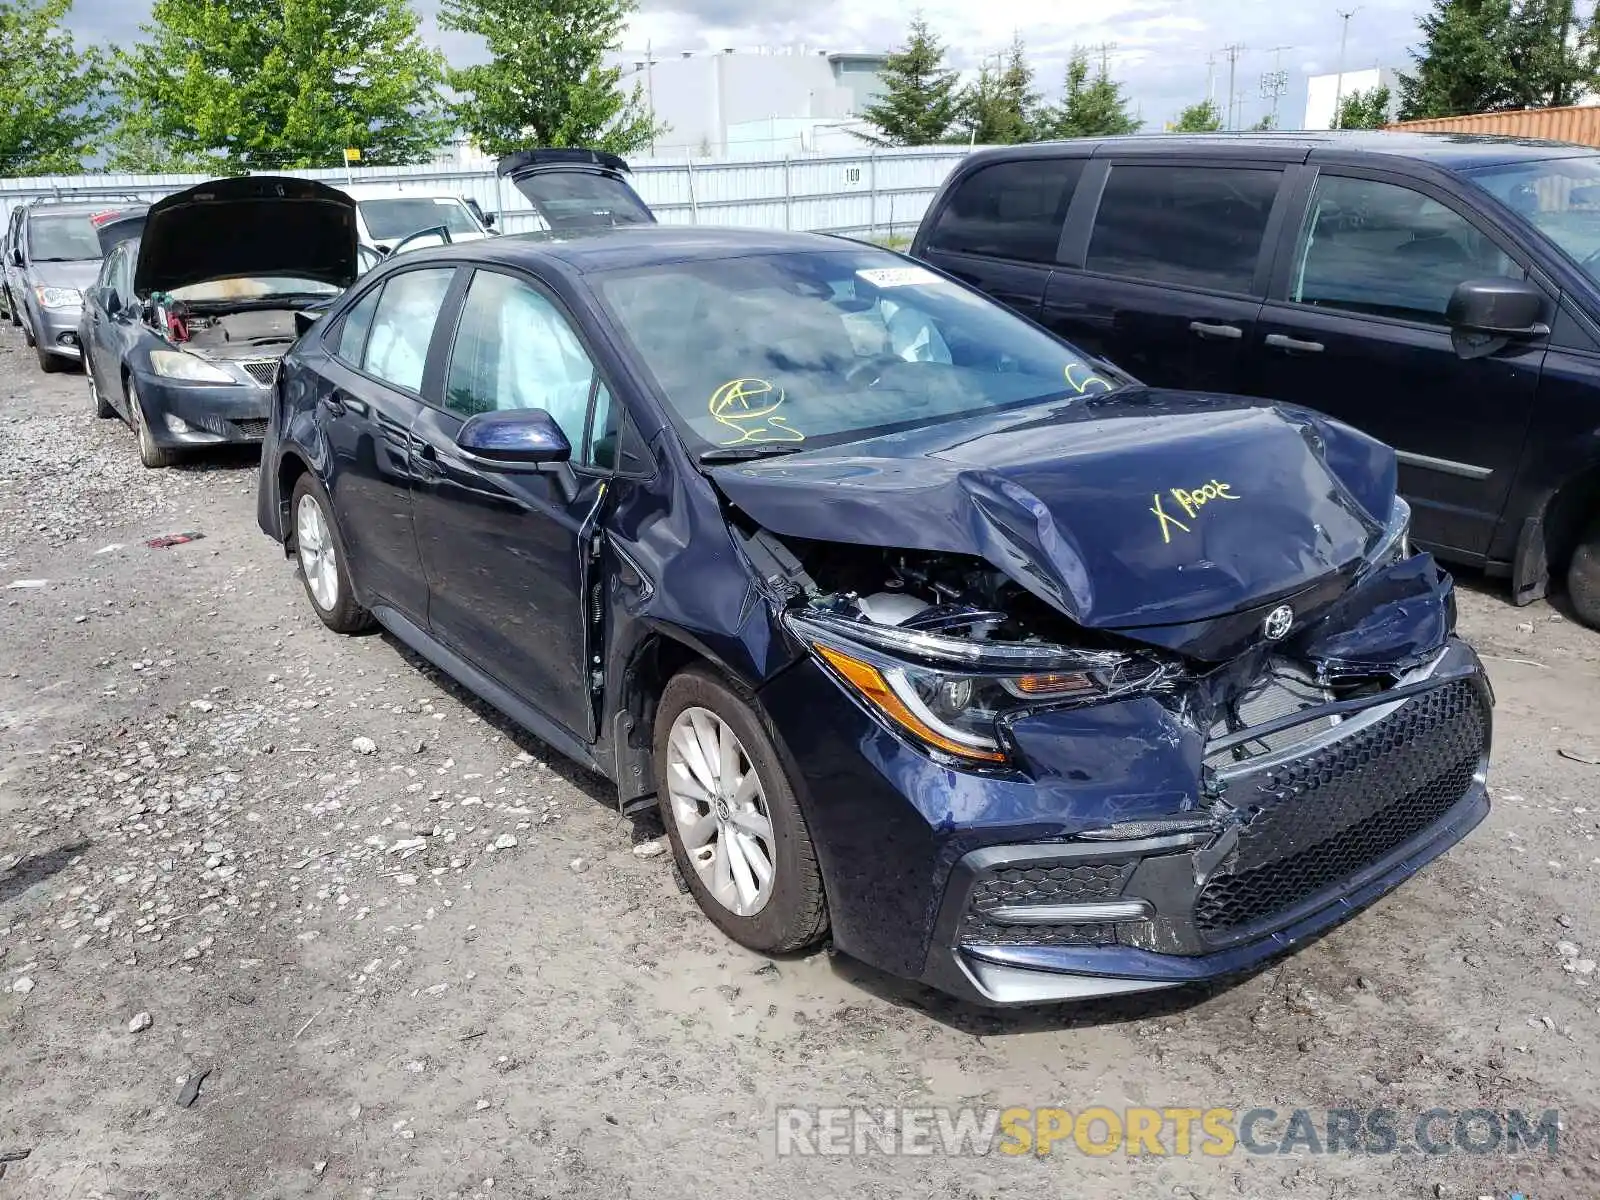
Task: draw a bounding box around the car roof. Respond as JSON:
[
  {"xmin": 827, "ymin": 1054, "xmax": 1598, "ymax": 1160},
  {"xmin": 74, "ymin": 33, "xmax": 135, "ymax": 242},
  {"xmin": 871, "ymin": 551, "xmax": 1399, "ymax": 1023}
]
[
  {"xmin": 968, "ymin": 130, "xmax": 1600, "ymax": 171},
  {"xmin": 394, "ymin": 225, "xmax": 869, "ymax": 275}
]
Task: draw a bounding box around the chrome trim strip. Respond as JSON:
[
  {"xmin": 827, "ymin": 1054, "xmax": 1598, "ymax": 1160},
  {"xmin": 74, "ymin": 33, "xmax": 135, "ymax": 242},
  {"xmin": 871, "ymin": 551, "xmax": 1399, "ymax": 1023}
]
[
  {"xmin": 1395, "ymin": 450, "xmax": 1493, "ymax": 481},
  {"xmin": 988, "ymin": 900, "xmax": 1153, "ymax": 925}
]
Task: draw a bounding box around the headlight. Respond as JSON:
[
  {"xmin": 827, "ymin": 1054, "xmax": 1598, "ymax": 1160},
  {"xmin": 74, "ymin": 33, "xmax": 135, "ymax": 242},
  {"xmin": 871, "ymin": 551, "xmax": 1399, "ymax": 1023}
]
[
  {"xmin": 149, "ymin": 350, "xmax": 235, "ymax": 384},
  {"xmin": 34, "ymin": 286, "xmax": 80, "ymax": 310},
  {"xmin": 1368, "ymin": 496, "xmax": 1412, "ymax": 567},
  {"xmin": 790, "ymin": 611, "xmax": 1177, "ymax": 765}
]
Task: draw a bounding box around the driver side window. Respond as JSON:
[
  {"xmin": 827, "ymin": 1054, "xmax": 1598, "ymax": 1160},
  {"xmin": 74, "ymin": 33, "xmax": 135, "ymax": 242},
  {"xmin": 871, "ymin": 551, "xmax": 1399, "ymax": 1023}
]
[{"xmin": 444, "ymin": 269, "xmax": 608, "ymax": 465}]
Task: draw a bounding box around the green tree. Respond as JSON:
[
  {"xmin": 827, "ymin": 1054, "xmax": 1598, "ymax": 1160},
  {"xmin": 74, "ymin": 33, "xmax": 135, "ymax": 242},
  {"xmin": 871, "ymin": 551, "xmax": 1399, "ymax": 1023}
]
[
  {"xmin": 0, "ymin": 0, "xmax": 106, "ymax": 176},
  {"xmin": 1171, "ymin": 99, "xmax": 1223, "ymax": 132},
  {"xmin": 1399, "ymin": 0, "xmax": 1512, "ymax": 118},
  {"xmin": 439, "ymin": 0, "xmax": 661, "ymax": 156},
  {"xmin": 1250, "ymin": 113, "xmax": 1279, "ymax": 131},
  {"xmin": 1505, "ymin": 0, "xmax": 1600, "ymax": 107},
  {"xmin": 1038, "ymin": 49, "xmax": 1141, "ymax": 139},
  {"xmin": 1336, "ymin": 85, "xmax": 1393, "ymax": 129},
  {"xmin": 117, "ymin": 0, "xmax": 450, "ymax": 172},
  {"xmin": 956, "ymin": 35, "xmax": 1041, "ymax": 144},
  {"xmin": 858, "ymin": 14, "xmax": 962, "ymax": 146}
]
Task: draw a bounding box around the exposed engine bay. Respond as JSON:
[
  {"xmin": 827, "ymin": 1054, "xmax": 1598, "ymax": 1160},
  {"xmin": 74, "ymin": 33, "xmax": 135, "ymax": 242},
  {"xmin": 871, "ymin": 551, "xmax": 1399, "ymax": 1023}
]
[{"xmin": 144, "ymin": 297, "xmax": 300, "ymax": 361}]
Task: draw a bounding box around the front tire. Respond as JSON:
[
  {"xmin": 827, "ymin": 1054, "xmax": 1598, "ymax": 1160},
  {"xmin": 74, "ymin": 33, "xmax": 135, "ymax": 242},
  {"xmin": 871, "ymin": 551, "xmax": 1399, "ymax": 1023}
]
[
  {"xmin": 290, "ymin": 474, "xmax": 372, "ymax": 634},
  {"xmin": 88, "ymin": 366, "xmax": 113, "ymax": 418},
  {"xmin": 128, "ymin": 380, "xmax": 177, "ymax": 468},
  {"xmin": 654, "ymin": 667, "xmax": 828, "ymax": 954},
  {"xmin": 1567, "ymin": 512, "xmax": 1600, "ymax": 630}
]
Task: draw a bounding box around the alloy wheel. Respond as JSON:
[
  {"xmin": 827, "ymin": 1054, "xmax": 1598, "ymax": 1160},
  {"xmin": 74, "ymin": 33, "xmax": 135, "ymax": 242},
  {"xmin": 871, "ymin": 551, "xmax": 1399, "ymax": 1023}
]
[
  {"xmin": 665, "ymin": 707, "xmax": 776, "ymax": 917},
  {"xmin": 296, "ymin": 493, "xmax": 340, "ymax": 611}
]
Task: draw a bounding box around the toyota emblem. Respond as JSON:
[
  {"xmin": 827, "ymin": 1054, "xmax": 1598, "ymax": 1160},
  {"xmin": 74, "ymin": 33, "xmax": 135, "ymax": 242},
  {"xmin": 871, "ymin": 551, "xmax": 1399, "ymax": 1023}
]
[{"xmin": 1263, "ymin": 605, "xmax": 1295, "ymax": 641}]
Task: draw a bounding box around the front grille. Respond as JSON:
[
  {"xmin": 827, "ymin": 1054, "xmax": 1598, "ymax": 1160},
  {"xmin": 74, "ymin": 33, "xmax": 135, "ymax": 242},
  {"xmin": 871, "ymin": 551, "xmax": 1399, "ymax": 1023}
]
[
  {"xmin": 240, "ymin": 359, "xmax": 279, "ymax": 386},
  {"xmin": 958, "ymin": 861, "xmax": 1131, "ymax": 948},
  {"xmin": 231, "ymin": 418, "xmax": 269, "ymax": 440},
  {"xmin": 1195, "ymin": 679, "xmax": 1485, "ymax": 935}
]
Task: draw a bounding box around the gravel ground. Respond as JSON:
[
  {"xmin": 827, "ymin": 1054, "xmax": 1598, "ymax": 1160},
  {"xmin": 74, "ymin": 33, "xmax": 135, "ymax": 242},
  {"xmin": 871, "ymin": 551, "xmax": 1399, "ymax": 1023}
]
[{"xmin": 1, "ymin": 329, "xmax": 1599, "ymax": 1199}]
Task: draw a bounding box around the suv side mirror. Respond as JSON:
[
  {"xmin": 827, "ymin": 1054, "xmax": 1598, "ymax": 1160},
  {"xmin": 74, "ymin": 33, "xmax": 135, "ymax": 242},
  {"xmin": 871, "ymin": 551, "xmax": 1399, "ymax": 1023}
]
[{"xmin": 1447, "ymin": 278, "xmax": 1549, "ymax": 360}]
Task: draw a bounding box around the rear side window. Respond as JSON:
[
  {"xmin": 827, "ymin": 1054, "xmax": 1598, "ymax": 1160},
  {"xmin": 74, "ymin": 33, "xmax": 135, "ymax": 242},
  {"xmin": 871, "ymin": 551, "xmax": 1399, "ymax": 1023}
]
[
  {"xmin": 926, "ymin": 158, "xmax": 1084, "ymax": 264},
  {"xmin": 1086, "ymin": 165, "xmax": 1281, "ymax": 293},
  {"xmin": 362, "ymin": 268, "xmax": 453, "ymax": 392},
  {"xmin": 334, "ymin": 286, "xmax": 383, "ymax": 364}
]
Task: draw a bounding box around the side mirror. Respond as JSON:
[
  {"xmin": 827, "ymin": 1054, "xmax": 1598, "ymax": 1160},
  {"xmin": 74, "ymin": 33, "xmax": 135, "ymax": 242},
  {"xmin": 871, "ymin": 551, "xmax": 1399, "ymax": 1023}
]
[
  {"xmin": 294, "ymin": 309, "xmax": 322, "ymax": 337},
  {"xmin": 482, "ymin": 213, "xmax": 497, "ymax": 229},
  {"xmin": 1447, "ymin": 278, "xmax": 1549, "ymax": 360},
  {"xmin": 457, "ymin": 409, "xmax": 575, "ymax": 498},
  {"xmin": 100, "ymin": 287, "xmax": 121, "ymax": 316}
]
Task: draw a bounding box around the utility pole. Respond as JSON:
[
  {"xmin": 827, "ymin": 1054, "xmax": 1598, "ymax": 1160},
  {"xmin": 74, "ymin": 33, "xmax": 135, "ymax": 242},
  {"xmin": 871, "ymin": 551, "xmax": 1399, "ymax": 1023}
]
[
  {"xmin": 1332, "ymin": 8, "xmax": 1360, "ymax": 129},
  {"xmin": 1206, "ymin": 52, "xmax": 1218, "ymax": 105},
  {"xmin": 1221, "ymin": 44, "xmax": 1246, "ymax": 129}
]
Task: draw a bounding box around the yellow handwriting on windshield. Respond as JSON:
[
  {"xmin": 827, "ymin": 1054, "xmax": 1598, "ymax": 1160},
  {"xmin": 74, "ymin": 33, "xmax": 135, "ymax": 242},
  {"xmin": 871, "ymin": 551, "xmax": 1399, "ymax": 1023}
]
[
  {"xmin": 709, "ymin": 378, "xmax": 807, "ymax": 446},
  {"xmin": 1065, "ymin": 363, "xmax": 1114, "ymax": 395},
  {"xmin": 1151, "ymin": 481, "xmax": 1241, "ymax": 544}
]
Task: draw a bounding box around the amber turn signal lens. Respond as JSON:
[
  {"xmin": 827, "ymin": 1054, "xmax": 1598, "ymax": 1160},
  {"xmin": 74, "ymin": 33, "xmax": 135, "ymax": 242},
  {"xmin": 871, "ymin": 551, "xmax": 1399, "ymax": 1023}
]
[
  {"xmin": 1012, "ymin": 672, "xmax": 1098, "ymax": 697},
  {"xmin": 814, "ymin": 643, "xmax": 1008, "ymax": 764}
]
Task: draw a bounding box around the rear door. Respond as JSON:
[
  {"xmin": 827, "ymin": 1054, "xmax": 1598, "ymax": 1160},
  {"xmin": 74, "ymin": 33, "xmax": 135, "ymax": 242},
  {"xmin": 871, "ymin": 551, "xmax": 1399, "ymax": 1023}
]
[
  {"xmin": 1041, "ymin": 160, "xmax": 1290, "ymax": 393},
  {"xmin": 1245, "ymin": 167, "xmax": 1544, "ymax": 559},
  {"xmin": 915, "ymin": 156, "xmax": 1085, "ymax": 320},
  {"xmin": 408, "ymin": 267, "xmax": 616, "ymax": 741},
  {"xmin": 315, "ymin": 265, "xmax": 458, "ymax": 621}
]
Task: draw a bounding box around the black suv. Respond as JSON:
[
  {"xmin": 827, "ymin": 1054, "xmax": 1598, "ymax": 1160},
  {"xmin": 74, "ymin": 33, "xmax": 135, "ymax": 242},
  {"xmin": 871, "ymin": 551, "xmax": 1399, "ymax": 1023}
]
[{"xmin": 912, "ymin": 132, "xmax": 1600, "ymax": 626}]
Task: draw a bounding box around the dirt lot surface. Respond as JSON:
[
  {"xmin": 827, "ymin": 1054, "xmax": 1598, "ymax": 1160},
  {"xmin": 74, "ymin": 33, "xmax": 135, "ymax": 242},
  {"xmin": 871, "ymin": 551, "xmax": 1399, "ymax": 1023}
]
[{"xmin": 1, "ymin": 328, "xmax": 1598, "ymax": 1200}]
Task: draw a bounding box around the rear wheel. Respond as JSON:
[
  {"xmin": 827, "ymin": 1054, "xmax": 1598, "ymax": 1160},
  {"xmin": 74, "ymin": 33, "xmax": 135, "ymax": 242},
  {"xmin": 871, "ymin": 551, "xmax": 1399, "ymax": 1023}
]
[
  {"xmin": 1567, "ymin": 512, "xmax": 1600, "ymax": 630},
  {"xmin": 654, "ymin": 667, "xmax": 828, "ymax": 954},
  {"xmin": 291, "ymin": 474, "xmax": 372, "ymax": 634},
  {"xmin": 128, "ymin": 380, "xmax": 177, "ymax": 468},
  {"xmin": 36, "ymin": 345, "xmax": 63, "ymax": 373}
]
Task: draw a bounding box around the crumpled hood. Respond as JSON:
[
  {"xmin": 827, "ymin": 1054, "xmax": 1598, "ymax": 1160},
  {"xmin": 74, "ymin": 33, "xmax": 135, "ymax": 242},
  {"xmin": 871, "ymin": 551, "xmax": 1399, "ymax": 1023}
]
[
  {"xmin": 709, "ymin": 388, "xmax": 1398, "ymax": 632},
  {"xmin": 135, "ymin": 176, "xmax": 358, "ymax": 297}
]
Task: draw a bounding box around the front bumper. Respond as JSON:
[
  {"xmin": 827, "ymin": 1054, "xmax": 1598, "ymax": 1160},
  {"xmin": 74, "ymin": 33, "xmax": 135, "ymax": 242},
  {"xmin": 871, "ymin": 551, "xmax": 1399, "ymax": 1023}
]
[
  {"xmin": 35, "ymin": 304, "xmax": 83, "ymax": 360},
  {"xmin": 131, "ymin": 372, "xmax": 273, "ymax": 448},
  {"xmin": 761, "ymin": 637, "xmax": 1491, "ymax": 1006}
]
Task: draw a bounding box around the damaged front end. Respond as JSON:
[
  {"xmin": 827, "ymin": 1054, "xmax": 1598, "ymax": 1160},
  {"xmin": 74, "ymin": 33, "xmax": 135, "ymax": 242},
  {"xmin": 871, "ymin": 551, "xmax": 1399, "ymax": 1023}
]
[{"xmin": 750, "ymin": 501, "xmax": 1491, "ymax": 1006}]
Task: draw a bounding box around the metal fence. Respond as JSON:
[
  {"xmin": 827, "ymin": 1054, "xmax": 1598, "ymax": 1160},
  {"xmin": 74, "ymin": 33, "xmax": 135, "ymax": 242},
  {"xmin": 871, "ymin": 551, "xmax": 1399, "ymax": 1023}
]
[{"xmin": 0, "ymin": 146, "xmax": 978, "ymax": 242}]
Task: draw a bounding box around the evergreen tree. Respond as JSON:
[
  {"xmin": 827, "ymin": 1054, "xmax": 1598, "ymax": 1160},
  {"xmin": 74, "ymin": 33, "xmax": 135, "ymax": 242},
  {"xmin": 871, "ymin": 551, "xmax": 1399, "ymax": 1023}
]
[
  {"xmin": 117, "ymin": 0, "xmax": 451, "ymax": 172},
  {"xmin": 0, "ymin": 0, "xmax": 107, "ymax": 176},
  {"xmin": 1038, "ymin": 49, "xmax": 1141, "ymax": 139},
  {"xmin": 1172, "ymin": 99, "xmax": 1224, "ymax": 132},
  {"xmin": 440, "ymin": 0, "xmax": 662, "ymax": 156},
  {"xmin": 1399, "ymin": 0, "xmax": 1518, "ymax": 118},
  {"xmin": 957, "ymin": 35, "xmax": 1041, "ymax": 144},
  {"xmin": 858, "ymin": 15, "xmax": 962, "ymax": 146},
  {"xmin": 1336, "ymin": 85, "xmax": 1394, "ymax": 129}
]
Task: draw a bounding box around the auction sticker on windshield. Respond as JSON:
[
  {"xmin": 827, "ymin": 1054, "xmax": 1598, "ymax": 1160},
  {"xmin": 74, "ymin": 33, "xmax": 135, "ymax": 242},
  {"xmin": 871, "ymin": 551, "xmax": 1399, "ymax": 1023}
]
[{"xmin": 857, "ymin": 266, "xmax": 941, "ymax": 288}]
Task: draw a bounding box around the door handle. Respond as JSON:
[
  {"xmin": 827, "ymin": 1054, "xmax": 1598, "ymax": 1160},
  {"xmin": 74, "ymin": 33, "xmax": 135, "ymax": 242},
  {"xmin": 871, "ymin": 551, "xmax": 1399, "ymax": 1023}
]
[
  {"xmin": 1265, "ymin": 333, "xmax": 1325, "ymax": 354},
  {"xmin": 319, "ymin": 391, "xmax": 346, "ymax": 415},
  {"xmin": 1190, "ymin": 321, "xmax": 1243, "ymax": 340}
]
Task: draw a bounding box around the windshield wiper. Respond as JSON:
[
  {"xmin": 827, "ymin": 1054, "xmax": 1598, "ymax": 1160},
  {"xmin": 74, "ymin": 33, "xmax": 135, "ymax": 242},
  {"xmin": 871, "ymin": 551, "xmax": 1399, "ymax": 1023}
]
[{"xmin": 698, "ymin": 445, "xmax": 805, "ymax": 464}]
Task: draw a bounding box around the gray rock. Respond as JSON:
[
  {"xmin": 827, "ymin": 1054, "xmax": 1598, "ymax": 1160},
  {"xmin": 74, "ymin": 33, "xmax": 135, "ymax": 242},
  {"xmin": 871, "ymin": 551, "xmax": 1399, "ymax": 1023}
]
[
  {"xmin": 127, "ymin": 1011, "xmax": 153, "ymax": 1034},
  {"xmin": 632, "ymin": 839, "xmax": 666, "ymax": 858},
  {"xmin": 1557, "ymin": 940, "xmax": 1581, "ymax": 959},
  {"xmin": 351, "ymin": 736, "xmax": 377, "ymax": 755},
  {"xmin": 493, "ymin": 834, "xmax": 518, "ymax": 850}
]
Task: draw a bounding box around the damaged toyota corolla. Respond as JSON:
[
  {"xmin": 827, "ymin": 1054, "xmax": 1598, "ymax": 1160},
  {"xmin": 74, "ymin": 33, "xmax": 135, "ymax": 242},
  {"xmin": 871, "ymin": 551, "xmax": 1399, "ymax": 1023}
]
[
  {"xmin": 82, "ymin": 176, "xmax": 358, "ymax": 467},
  {"xmin": 258, "ymin": 229, "xmax": 1492, "ymax": 1006}
]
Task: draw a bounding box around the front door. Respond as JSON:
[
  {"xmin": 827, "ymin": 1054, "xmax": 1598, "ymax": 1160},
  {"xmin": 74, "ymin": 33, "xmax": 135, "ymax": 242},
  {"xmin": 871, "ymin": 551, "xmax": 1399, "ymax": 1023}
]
[
  {"xmin": 1246, "ymin": 170, "xmax": 1545, "ymax": 560},
  {"xmin": 316, "ymin": 266, "xmax": 456, "ymax": 621},
  {"xmin": 409, "ymin": 267, "xmax": 613, "ymax": 741},
  {"xmin": 1040, "ymin": 162, "xmax": 1285, "ymax": 393}
]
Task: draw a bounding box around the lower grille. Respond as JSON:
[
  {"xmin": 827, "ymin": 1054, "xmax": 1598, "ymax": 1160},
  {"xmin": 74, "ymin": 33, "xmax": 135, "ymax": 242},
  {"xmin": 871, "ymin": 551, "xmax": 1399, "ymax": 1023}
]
[
  {"xmin": 240, "ymin": 359, "xmax": 279, "ymax": 386},
  {"xmin": 1195, "ymin": 679, "xmax": 1485, "ymax": 935},
  {"xmin": 958, "ymin": 861, "xmax": 1130, "ymax": 948},
  {"xmin": 231, "ymin": 418, "xmax": 269, "ymax": 439}
]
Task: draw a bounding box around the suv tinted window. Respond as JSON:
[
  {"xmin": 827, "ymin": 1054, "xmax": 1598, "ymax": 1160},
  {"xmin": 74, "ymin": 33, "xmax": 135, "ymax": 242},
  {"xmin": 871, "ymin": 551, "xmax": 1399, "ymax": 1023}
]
[
  {"xmin": 1292, "ymin": 175, "xmax": 1518, "ymax": 324},
  {"xmin": 927, "ymin": 159, "xmax": 1083, "ymax": 263},
  {"xmin": 1086, "ymin": 165, "xmax": 1281, "ymax": 292}
]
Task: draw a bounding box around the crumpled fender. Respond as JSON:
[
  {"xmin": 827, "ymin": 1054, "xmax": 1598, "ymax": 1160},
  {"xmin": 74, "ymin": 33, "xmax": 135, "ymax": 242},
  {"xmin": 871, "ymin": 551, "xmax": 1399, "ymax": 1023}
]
[{"xmin": 1286, "ymin": 553, "xmax": 1455, "ymax": 679}]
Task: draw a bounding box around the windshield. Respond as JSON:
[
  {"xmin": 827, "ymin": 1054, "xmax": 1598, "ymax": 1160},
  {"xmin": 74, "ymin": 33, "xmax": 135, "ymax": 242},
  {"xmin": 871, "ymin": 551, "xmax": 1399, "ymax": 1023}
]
[
  {"xmin": 26, "ymin": 214, "xmax": 103, "ymax": 261},
  {"xmin": 1465, "ymin": 155, "xmax": 1600, "ymax": 281},
  {"xmin": 170, "ymin": 276, "xmax": 342, "ymax": 302},
  {"xmin": 594, "ymin": 249, "xmax": 1120, "ymax": 455},
  {"xmin": 359, "ymin": 198, "xmax": 480, "ymax": 241}
]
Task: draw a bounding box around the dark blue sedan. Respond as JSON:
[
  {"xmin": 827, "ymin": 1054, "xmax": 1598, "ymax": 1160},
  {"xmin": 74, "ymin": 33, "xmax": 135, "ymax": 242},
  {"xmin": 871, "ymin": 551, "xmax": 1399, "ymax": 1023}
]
[{"xmin": 256, "ymin": 227, "xmax": 1492, "ymax": 1006}]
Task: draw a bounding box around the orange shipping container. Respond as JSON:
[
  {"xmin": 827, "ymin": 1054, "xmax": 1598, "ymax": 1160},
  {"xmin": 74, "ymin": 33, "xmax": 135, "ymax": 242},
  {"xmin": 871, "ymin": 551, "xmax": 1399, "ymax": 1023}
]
[{"xmin": 1389, "ymin": 104, "xmax": 1600, "ymax": 147}]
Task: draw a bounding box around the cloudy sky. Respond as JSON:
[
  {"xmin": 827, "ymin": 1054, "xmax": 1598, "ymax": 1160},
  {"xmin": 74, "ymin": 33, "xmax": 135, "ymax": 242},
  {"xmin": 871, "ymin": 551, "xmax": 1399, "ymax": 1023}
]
[{"xmin": 64, "ymin": 0, "xmax": 1434, "ymax": 131}]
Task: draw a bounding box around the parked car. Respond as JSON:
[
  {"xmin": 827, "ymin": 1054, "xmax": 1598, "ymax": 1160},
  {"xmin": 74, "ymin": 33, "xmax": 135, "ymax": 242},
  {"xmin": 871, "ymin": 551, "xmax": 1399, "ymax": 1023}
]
[
  {"xmin": 80, "ymin": 176, "xmax": 359, "ymax": 467},
  {"xmin": 347, "ymin": 186, "xmax": 496, "ymax": 256},
  {"xmin": 1, "ymin": 202, "xmax": 22, "ymax": 327},
  {"xmin": 6, "ymin": 199, "xmax": 145, "ymax": 372},
  {"xmin": 912, "ymin": 132, "xmax": 1600, "ymax": 628},
  {"xmin": 256, "ymin": 227, "xmax": 1491, "ymax": 1006}
]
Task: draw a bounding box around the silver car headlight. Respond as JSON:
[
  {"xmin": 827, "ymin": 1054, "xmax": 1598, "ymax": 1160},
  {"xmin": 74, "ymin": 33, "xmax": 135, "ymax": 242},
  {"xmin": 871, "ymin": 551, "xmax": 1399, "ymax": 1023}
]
[{"xmin": 34, "ymin": 285, "xmax": 81, "ymax": 310}]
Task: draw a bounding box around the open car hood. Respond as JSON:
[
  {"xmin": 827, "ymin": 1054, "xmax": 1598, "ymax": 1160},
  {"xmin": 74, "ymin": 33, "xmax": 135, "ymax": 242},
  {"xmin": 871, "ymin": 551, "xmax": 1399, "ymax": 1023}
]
[
  {"xmin": 134, "ymin": 176, "xmax": 358, "ymax": 297},
  {"xmin": 709, "ymin": 389, "xmax": 1399, "ymax": 640},
  {"xmin": 496, "ymin": 149, "xmax": 656, "ymax": 231}
]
